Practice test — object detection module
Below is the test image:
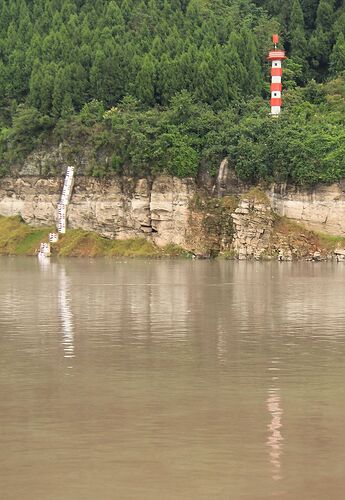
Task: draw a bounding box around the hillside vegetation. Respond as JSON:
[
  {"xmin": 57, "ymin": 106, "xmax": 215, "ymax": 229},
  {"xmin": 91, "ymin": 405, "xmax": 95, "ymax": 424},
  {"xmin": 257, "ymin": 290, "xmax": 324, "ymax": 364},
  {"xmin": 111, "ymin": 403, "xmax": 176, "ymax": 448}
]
[{"xmin": 0, "ymin": 0, "xmax": 345, "ymax": 185}]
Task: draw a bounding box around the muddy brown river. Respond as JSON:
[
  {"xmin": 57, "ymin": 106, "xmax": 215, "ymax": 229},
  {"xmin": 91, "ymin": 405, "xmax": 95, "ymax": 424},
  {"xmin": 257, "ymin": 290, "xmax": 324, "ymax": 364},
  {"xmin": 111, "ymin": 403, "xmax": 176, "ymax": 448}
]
[{"xmin": 1, "ymin": 257, "xmax": 345, "ymax": 499}]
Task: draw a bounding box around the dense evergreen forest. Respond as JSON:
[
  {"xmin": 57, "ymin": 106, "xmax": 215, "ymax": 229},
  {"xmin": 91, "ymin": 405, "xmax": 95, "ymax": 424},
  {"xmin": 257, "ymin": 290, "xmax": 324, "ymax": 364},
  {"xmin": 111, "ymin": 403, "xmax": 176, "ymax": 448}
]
[{"xmin": 0, "ymin": 0, "xmax": 345, "ymax": 185}]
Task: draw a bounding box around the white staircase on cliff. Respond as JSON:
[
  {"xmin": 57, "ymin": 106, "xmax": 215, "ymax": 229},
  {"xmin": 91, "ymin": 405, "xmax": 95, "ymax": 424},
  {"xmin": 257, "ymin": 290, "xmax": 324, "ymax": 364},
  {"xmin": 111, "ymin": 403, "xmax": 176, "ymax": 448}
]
[{"xmin": 57, "ymin": 166, "xmax": 75, "ymax": 234}]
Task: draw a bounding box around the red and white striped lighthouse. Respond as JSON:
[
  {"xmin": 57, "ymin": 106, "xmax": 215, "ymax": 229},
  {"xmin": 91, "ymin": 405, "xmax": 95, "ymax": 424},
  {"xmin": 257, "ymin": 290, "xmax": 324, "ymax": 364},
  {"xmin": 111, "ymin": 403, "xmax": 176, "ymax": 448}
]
[{"xmin": 267, "ymin": 34, "xmax": 286, "ymax": 115}]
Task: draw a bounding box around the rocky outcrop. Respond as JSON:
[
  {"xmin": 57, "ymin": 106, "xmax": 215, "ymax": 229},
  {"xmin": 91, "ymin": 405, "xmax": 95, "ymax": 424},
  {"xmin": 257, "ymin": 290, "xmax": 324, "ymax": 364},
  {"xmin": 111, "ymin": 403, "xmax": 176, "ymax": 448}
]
[
  {"xmin": 8, "ymin": 143, "xmax": 93, "ymax": 177},
  {"xmin": 150, "ymin": 177, "xmax": 195, "ymax": 246},
  {"xmin": 0, "ymin": 177, "xmax": 61, "ymax": 224},
  {"xmin": 334, "ymin": 249, "xmax": 345, "ymax": 262},
  {"xmin": 0, "ymin": 175, "xmax": 196, "ymax": 247},
  {"xmin": 268, "ymin": 183, "xmax": 345, "ymax": 236},
  {"xmin": 186, "ymin": 195, "xmax": 238, "ymax": 257},
  {"xmin": 231, "ymin": 199, "xmax": 274, "ymax": 260}
]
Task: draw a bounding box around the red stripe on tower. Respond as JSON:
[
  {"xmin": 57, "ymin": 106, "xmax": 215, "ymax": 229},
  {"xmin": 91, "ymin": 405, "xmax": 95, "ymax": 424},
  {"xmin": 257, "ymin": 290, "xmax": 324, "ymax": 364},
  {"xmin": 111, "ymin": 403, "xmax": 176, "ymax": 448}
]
[
  {"xmin": 270, "ymin": 98, "xmax": 282, "ymax": 106},
  {"xmin": 270, "ymin": 83, "xmax": 282, "ymax": 92},
  {"xmin": 267, "ymin": 34, "xmax": 286, "ymax": 116},
  {"xmin": 271, "ymin": 67, "xmax": 283, "ymax": 77}
]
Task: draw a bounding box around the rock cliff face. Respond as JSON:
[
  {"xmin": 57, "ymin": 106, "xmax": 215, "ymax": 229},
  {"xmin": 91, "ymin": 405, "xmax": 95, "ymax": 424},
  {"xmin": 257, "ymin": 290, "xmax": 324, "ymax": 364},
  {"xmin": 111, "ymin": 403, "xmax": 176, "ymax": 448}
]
[
  {"xmin": 231, "ymin": 199, "xmax": 274, "ymax": 260},
  {"xmin": 0, "ymin": 175, "xmax": 196, "ymax": 248},
  {"xmin": 1, "ymin": 174, "xmax": 345, "ymax": 258},
  {"xmin": 268, "ymin": 183, "xmax": 345, "ymax": 236}
]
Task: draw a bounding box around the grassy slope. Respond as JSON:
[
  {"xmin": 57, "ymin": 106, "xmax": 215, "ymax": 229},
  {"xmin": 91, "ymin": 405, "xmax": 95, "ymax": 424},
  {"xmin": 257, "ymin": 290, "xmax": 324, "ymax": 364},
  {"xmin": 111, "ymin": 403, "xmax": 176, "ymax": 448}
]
[
  {"xmin": 0, "ymin": 216, "xmax": 186, "ymax": 258},
  {"xmin": 0, "ymin": 216, "xmax": 55, "ymax": 255},
  {"xmin": 272, "ymin": 217, "xmax": 345, "ymax": 257}
]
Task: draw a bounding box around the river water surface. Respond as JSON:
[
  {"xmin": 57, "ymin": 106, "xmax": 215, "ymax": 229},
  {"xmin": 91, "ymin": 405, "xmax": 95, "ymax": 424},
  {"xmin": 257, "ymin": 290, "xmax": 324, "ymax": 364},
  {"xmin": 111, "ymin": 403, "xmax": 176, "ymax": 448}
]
[{"xmin": 1, "ymin": 257, "xmax": 345, "ymax": 499}]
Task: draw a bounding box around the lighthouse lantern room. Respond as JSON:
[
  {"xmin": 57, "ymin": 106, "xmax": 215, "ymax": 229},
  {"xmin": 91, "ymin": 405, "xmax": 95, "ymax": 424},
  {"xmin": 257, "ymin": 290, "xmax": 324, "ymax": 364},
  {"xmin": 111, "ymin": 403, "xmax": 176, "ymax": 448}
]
[{"xmin": 267, "ymin": 34, "xmax": 286, "ymax": 115}]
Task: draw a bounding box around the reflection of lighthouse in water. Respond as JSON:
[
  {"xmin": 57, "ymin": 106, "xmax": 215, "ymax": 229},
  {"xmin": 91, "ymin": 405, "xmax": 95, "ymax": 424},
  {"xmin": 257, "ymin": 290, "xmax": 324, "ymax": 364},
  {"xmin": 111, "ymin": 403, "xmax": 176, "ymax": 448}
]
[
  {"xmin": 58, "ymin": 267, "xmax": 74, "ymax": 361},
  {"xmin": 267, "ymin": 358, "xmax": 284, "ymax": 481}
]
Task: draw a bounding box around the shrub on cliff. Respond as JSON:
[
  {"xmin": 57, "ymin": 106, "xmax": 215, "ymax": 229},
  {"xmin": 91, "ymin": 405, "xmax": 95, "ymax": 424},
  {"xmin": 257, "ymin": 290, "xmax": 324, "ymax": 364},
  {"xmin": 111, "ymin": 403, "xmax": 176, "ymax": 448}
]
[
  {"xmin": 100, "ymin": 92, "xmax": 208, "ymax": 178},
  {"xmin": 79, "ymin": 100, "xmax": 105, "ymax": 127},
  {"xmin": 0, "ymin": 106, "xmax": 53, "ymax": 168}
]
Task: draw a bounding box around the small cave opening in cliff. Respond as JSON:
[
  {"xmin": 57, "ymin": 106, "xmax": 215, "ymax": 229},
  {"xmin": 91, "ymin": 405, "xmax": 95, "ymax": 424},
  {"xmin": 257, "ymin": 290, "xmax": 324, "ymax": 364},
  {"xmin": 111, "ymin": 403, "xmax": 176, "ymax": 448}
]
[{"xmin": 141, "ymin": 224, "xmax": 157, "ymax": 233}]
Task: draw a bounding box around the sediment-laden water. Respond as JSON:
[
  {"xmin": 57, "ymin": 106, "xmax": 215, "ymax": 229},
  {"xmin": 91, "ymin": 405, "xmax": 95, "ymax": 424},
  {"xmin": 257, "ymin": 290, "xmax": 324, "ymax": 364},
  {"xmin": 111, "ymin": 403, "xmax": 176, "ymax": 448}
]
[{"xmin": 1, "ymin": 257, "xmax": 345, "ymax": 499}]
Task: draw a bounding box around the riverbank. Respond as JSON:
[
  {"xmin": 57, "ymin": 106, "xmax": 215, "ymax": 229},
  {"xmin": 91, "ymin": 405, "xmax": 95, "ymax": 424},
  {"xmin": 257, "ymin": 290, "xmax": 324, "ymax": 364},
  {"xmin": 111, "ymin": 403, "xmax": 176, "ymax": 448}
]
[
  {"xmin": 0, "ymin": 216, "xmax": 187, "ymax": 258},
  {"xmin": 1, "ymin": 214, "xmax": 345, "ymax": 261}
]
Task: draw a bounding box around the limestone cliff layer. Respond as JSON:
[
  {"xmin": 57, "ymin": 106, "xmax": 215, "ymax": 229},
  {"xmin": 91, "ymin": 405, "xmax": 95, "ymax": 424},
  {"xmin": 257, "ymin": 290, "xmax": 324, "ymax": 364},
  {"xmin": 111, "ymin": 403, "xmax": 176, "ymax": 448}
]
[
  {"xmin": 0, "ymin": 176, "xmax": 195, "ymax": 248},
  {"xmin": 1, "ymin": 175, "xmax": 345, "ymax": 258},
  {"xmin": 268, "ymin": 183, "xmax": 345, "ymax": 236}
]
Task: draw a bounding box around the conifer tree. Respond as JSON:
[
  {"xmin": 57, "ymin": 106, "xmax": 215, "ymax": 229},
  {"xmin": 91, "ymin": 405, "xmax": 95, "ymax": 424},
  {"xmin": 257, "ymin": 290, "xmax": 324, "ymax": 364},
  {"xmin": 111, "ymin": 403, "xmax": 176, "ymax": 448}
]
[
  {"xmin": 134, "ymin": 54, "xmax": 156, "ymax": 106},
  {"xmin": 223, "ymin": 33, "xmax": 247, "ymax": 96},
  {"xmin": 28, "ymin": 61, "xmax": 43, "ymax": 110},
  {"xmin": 333, "ymin": 11, "xmax": 345, "ymax": 39},
  {"xmin": 330, "ymin": 32, "xmax": 345, "ymax": 74},
  {"xmin": 0, "ymin": 60, "xmax": 7, "ymax": 107},
  {"xmin": 39, "ymin": 63, "xmax": 57, "ymax": 115},
  {"xmin": 177, "ymin": 48, "xmax": 196, "ymax": 93},
  {"xmin": 300, "ymin": 0, "xmax": 319, "ymax": 30},
  {"xmin": 60, "ymin": 0, "xmax": 77, "ymax": 23},
  {"xmin": 194, "ymin": 47, "xmax": 229, "ymax": 107},
  {"xmin": 7, "ymin": 49, "xmax": 28, "ymax": 100},
  {"xmin": 309, "ymin": 0, "xmax": 335, "ymax": 69},
  {"xmin": 18, "ymin": 0, "xmax": 33, "ymax": 45},
  {"xmin": 60, "ymin": 92, "xmax": 74, "ymax": 118},
  {"xmin": 290, "ymin": 0, "xmax": 308, "ymax": 61},
  {"xmin": 316, "ymin": 0, "xmax": 335, "ymax": 32},
  {"xmin": 103, "ymin": 0, "xmax": 125, "ymax": 34},
  {"xmin": 120, "ymin": 0, "xmax": 135, "ymax": 23},
  {"xmin": 240, "ymin": 29, "xmax": 263, "ymax": 95},
  {"xmin": 0, "ymin": 2, "xmax": 10, "ymax": 35},
  {"xmin": 157, "ymin": 54, "xmax": 184, "ymax": 105},
  {"xmin": 151, "ymin": 36, "xmax": 164, "ymax": 59},
  {"xmin": 52, "ymin": 66, "xmax": 72, "ymax": 117}
]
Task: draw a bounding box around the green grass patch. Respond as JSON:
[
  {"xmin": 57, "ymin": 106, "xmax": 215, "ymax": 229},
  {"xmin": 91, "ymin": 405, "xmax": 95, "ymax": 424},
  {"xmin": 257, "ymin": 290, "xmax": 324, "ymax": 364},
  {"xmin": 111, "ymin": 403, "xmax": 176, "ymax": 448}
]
[
  {"xmin": 55, "ymin": 230, "xmax": 160, "ymax": 257},
  {"xmin": 241, "ymin": 187, "xmax": 270, "ymax": 205},
  {"xmin": 0, "ymin": 215, "xmax": 54, "ymax": 255},
  {"xmin": 106, "ymin": 238, "xmax": 160, "ymax": 257},
  {"xmin": 160, "ymin": 243, "xmax": 193, "ymax": 258},
  {"xmin": 0, "ymin": 215, "xmax": 189, "ymax": 258},
  {"xmin": 316, "ymin": 232, "xmax": 345, "ymax": 251}
]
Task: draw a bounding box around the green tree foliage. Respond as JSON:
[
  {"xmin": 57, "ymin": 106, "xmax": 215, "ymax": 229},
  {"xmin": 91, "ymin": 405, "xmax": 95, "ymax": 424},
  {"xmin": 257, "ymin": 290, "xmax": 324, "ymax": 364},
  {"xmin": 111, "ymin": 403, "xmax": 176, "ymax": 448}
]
[
  {"xmin": 330, "ymin": 33, "xmax": 345, "ymax": 74},
  {"xmin": 134, "ymin": 54, "xmax": 157, "ymax": 107},
  {"xmin": 3, "ymin": 105, "xmax": 54, "ymax": 161},
  {"xmin": 0, "ymin": 0, "xmax": 341, "ymax": 119},
  {"xmin": 289, "ymin": 0, "xmax": 308, "ymax": 62},
  {"xmin": 0, "ymin": 0, "xmax": 344, "ymax": 187},
  {"xmin": 309, "ymin": 0, "xmax": 335, "ymax": 70}
]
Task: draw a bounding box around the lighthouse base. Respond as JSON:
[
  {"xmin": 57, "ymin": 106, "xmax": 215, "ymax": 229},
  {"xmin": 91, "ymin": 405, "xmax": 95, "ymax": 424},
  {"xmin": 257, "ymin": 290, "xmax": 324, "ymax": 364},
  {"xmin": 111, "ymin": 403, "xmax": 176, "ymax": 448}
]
[{"xmin": 271, "ymin": 106, "xmax": 281, "ymax": 115}]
